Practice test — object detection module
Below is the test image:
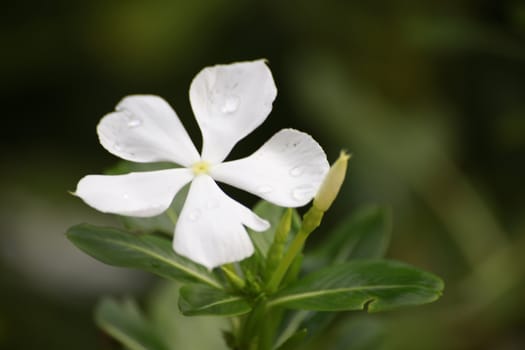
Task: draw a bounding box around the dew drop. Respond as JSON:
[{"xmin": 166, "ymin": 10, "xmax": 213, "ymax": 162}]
[
  {"xmin": 127, "ymin": 119, "xmax": 142, "ymax": 128},
  {"xmin": 257, "ymin": 185, "xmax": 273, "ymax": 194},
  {"xmin": 188, "ymin": 209, "xmax": 202, "ymax": 221},
  {"xmin": 290, "ymin": 166, "xmax": 305, "ymax": 177},
  {"xmin": 221, "ymin": 95, "xmax": 240, "ymax": 114},
  {"xmin": 292, "ymin": 185, "xmax": 314, "ymax": 201}
]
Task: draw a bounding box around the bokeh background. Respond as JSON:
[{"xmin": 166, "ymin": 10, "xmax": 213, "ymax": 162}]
[{"xmin": 1, "ymin": 1, "xmax": 524, "ymax": 349}]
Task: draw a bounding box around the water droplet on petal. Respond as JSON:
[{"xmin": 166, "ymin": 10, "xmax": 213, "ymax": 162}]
[
  {"xmin": 257, "ymin": 185, "xmax": 273, "ymax": 194},
  {"xmin": 188, "ymin": 209, "xmax": 202, "ymax": 221},
  {"xmin": 292, "ymin": 185, "xmax": 314, "ymax": 201},
  {"xmin": 221, "ymin": 95, "xmax": 240, "ymax": 114},
  {"xmin": 127, "ymin": 119, "xmax": 142, "ymax": 128},
  {"xmin": 290, "ymin": 166, "xmax": 305, "ymax": 177}
]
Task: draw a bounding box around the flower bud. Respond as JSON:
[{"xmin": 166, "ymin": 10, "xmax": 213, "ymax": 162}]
[{"xmin": 313, "ymin": 150, "xmax": 350, "ymax": 212}]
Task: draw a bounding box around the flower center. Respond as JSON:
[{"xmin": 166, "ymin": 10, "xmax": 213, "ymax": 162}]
[{"xmin": 192, "ymin": 160, "xmax": 210, "ymax": 175}]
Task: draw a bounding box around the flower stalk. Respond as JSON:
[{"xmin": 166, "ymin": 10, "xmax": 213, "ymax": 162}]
[
  {"xmin": 266, "ymin": 206, "xmax": 323, "ymax": 293},
  {"xmin": 265, "ymin": 151, "xmax": 350, "ymax": 293}
]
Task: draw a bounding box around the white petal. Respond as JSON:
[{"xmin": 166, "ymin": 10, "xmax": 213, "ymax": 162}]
[
  {"xmin": 173, "ymin": 175, "xmax": 270, "ymax": 269},
  {"xmin": 189, "ymin": 60, "xmax": 277, "ymax": 163},
  {"xmin": 211, "ymin": 129, "xmax": 329, "ymax": 207},
  {"xmin": 75, "ymin": 168, "xmax": 194, "ymax": 217},
  {"xmin": 98, "ymin": 95, "xmax": 200, "ymax": 166}
]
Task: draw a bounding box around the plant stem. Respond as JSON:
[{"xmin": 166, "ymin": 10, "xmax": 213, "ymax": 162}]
[
  {"xmin": 239, "ymin": 297, "xmax": 267, "ymax": 349},
  {"xmin": 266, "ymin": 207, "xmax": 323, "ymax": 293}
]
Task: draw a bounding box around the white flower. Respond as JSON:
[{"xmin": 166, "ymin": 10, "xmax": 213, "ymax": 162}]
[{"xmin": 75, "ymin": 60, "xmax": 329, "ymax": 269}]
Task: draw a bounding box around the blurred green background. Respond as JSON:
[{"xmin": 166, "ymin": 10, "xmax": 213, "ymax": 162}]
[{"xmin": 1, "ymin": 0, "xmax": 524, "ymax": 349}]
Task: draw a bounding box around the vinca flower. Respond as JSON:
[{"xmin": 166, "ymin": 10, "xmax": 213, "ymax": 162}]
[{"xmin": 75, "ymin": 60, "xmax": 329, "ymax": 269}]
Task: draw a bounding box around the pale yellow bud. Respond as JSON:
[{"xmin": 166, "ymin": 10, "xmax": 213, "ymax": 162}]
[{"xmin": 313, "ymin": 150, "xmax": 351, "ymax": 212}]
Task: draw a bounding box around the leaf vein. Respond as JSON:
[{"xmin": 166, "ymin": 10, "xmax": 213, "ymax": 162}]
[
  {"xmin": 269, "ymin": 284, "xmax": 437, "ymax": 307},
  {"xmin": 96, "ymin": 236, "xmax": 221, "ymax": 289}
]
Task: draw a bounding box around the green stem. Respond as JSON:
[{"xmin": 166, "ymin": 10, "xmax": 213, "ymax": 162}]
[
  {"xmin": 235, "ymin": 207, "xmax": 324, "ymax": 349},
  {"xmin": 266, "ymin": 230, "xmax": 307, "ymax": 294},
  {"xmin": 266, "ymin": 207, "xmax": 323, "ymax": 293},
  {"xmin": 239, "ymin": 297, "xmax": 267, "ymax": 349}
]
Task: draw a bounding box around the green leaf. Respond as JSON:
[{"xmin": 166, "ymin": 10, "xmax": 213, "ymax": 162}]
[
  {"xmin": 321, "ymin": 206, "xmax": 391, "ymax": 260},
  {"xmin": 284, "ymin": 208, "xmax": 391, "ymax": 342},
  {"xmin": 268, "ymin": 260, "xmax": 444, "ymax": 312},
  {"xmin": 95, "ymin": 297, "xmax": 170, "ymax": 350},
  {"xmin": 178, "ymin": 284, "xmax": 251, "ymax": 316},
  {"xmin": 305, "ymin": 206, "xmax": 391, "ymax": 271},
  {"xmin": 121, "ymin": 214, "xmax": 175, "ymax": 235},
  {"xmin": 67, "ymin": 224, "xmax": 221, "ymax": 289}
]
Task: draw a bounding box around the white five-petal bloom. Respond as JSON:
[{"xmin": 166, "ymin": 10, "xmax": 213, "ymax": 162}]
[{"xmin": 75, "ymin": 60, "xmax": 329, "ymax": 269}]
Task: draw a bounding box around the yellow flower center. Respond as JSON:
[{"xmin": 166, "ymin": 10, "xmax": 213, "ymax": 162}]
[{"xmin": 192, "ymin": 160, "xmax": 210, "ymax": 175}]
